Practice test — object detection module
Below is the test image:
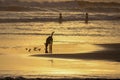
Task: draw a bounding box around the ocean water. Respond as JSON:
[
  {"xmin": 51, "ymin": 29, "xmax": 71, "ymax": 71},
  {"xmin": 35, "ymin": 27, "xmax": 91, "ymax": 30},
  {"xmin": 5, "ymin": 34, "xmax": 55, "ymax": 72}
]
[
  {"xmin": 0, "ymin": 11, "xmax": 120, "ymax": 79},
  {"xmin": 0, "ymin": 11, "xmax": 120, "ymax": 46}
]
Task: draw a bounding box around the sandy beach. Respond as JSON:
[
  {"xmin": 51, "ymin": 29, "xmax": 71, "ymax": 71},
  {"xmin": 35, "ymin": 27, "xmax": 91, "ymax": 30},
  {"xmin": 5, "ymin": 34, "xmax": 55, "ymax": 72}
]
[
  {"xmin": 32, "ymin": 43, "xmax": 120, "ymax": 62},
  {"xmin": 0, "ymin": 43, "xmax": 120, "ymax": 80},
  {"xmin": 0, "ymin": 0, "xmax": 120, "ymax": 79}
]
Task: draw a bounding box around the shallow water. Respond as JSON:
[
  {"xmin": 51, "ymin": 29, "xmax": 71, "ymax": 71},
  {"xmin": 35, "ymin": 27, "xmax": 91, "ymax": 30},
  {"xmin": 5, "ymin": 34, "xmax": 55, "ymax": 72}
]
[{"xmin": 0, "ymin": 20, "xmax": 120, "ymax": 47}]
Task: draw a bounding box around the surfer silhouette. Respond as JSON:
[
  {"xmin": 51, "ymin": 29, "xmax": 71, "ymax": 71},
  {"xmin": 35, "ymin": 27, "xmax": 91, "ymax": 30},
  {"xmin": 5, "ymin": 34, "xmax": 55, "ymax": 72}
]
[
  {"xmin": 85, "ymin": 12, "xmax": 88, "ymax": 24},
  {"xmin": 45, "ymin": 32, "xmax": 55, "ymax": 53},
  {"xmin": 59, "ymin": 13, "xmax": 62, "ymax": 24}
]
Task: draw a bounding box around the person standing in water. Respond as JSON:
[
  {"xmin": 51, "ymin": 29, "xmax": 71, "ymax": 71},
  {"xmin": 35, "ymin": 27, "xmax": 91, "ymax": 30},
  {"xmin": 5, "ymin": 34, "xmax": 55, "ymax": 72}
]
[
  {"xmin": 45, "ymin": 32, "xmax": 55, "ymax": 53},
  {"xmin": 59, "ymin": 13, "xmax": 62, "ymax": 24},
  {"xmin": 85, "ymin": 12, "xmax": 89, "ymax": 24}
]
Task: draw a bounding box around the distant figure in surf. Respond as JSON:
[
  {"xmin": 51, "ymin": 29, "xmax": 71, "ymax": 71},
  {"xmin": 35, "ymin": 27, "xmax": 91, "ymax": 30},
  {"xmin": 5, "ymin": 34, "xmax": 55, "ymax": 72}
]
[
  {"xmin": 59, "ymin": 13, "xmax": 62, "ymax": 24},
  {"xmin": 85, "ymin": 12, "xmax": 89, "ymax": 24},
  {"xmin": 45, "ymin": 32, "xmax": 55, "ymax": 53}
]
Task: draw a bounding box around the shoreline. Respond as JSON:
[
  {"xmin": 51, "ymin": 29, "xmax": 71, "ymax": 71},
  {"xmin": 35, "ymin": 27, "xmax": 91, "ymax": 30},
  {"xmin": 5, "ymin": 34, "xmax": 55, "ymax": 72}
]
[{"xmin": 0, "ymin": 18, "xmax": 119, "ymax": 23}]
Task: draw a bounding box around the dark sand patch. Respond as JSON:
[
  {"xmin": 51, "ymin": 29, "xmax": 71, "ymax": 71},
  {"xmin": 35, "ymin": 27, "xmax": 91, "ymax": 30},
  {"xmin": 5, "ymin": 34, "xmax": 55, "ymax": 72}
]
[
  {"xmin": 97, "ymin": 43, "xmax": 120, "ymax": 50},
  {"xmin": 32, "ymin": 43, "xmax": 120, "ymax": 62},
  {"xmin": 0, "ymin": 53, "xmax": 3, "ymax": 55}
]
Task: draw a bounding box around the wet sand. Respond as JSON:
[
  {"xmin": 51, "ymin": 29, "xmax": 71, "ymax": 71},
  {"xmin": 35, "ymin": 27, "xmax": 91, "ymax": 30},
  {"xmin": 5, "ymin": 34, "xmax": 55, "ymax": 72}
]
[
  {"xmin": 0, "ymin": 43, "xmax": 120, "ymax": 80},
  {"xmin": 0, "ymin": 76, "xmax": 117, "ymax": 80},
  {"xmin": 32, "ymin": 43, "xmax": 120, "ymax": 62}
]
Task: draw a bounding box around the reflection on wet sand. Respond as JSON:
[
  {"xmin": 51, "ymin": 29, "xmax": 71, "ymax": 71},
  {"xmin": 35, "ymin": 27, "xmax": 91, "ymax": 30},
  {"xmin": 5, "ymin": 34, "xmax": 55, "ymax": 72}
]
[{"xmin": 0, "ymin": 43, "xmax": 120, "ymax": 79}]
